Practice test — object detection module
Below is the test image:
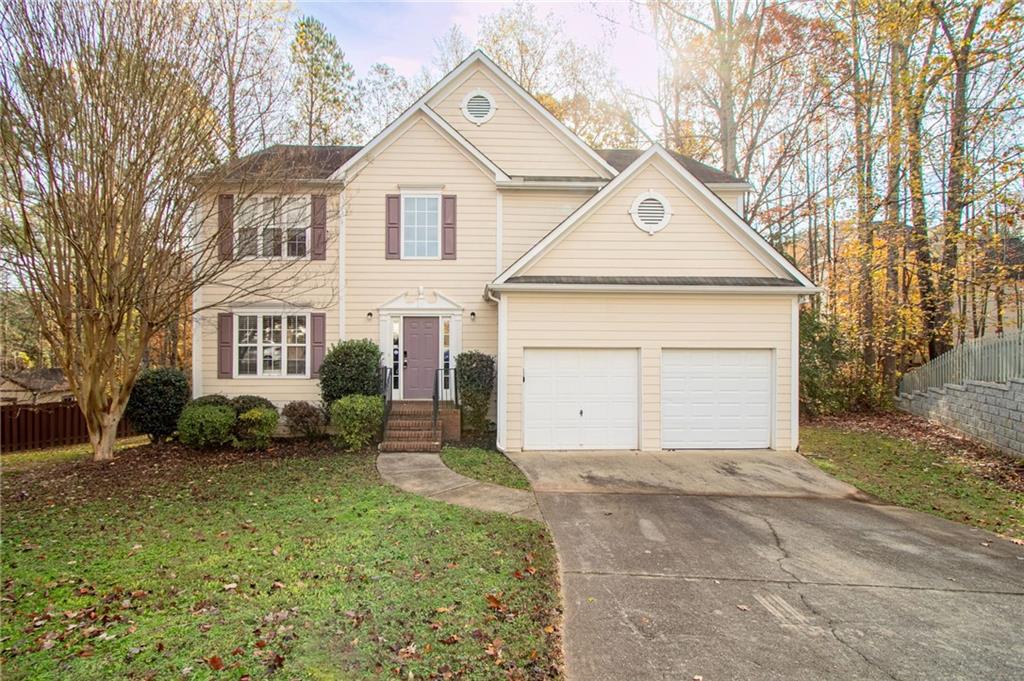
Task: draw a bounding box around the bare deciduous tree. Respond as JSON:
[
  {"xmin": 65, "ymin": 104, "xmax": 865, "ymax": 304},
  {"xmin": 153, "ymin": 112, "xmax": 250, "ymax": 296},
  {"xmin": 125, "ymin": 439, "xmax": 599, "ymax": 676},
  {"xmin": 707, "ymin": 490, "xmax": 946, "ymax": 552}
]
[{"xmin": 0, "ymin": 0, "xmax": 333, "ymax": 461}]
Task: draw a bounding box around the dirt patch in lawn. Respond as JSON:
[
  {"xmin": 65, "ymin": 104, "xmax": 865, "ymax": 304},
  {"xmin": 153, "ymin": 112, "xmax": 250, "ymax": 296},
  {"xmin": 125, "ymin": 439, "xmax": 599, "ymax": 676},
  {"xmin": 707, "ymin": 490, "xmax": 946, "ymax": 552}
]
[{"xmin": 810, "ymin": 412, "xmax": 1024, "ymax": 494}]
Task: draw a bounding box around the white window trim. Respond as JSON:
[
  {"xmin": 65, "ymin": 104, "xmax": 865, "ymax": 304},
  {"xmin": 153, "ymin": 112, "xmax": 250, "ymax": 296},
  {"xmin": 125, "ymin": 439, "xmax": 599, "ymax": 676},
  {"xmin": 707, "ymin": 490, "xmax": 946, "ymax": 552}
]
[
  {"xmin": 232, "ymin": 310, "xmax": 311, "ymax": 379},
  {"xmin": 400, "ymin": 192, "xmax": 442, "ymax": 261},
  {"xmin": 461, "ymin": 88, "xmax": 496, "ymax": 125},
  {"xmin": 234, "ymin": 194, "xmax": 312, "ymax": 261},
  {"xmin": 629, "ymin": 190, "xmax": 672, "ymax": 235}
]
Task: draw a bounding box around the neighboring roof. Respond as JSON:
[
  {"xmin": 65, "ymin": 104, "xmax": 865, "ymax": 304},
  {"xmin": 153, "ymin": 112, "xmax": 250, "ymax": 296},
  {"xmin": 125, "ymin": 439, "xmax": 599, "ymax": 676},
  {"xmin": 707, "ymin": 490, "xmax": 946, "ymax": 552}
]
[
  {"xmin": 1, "ymin": 368, "xmax": 69, "ymax": 393},
  {"xmin": 596, "ymin": 149, "xmax": 745, "ymax": 186},
  {"xmin": 224, "ymin": 145, "xmax": 360, "ymax": 181},
  {"xmin": 492, "ymin": 145, "xmax": 815, "ymax": 289},
  {"xmin": 506, "ymin": 275, "xmax": 800, "ymax": 287}
]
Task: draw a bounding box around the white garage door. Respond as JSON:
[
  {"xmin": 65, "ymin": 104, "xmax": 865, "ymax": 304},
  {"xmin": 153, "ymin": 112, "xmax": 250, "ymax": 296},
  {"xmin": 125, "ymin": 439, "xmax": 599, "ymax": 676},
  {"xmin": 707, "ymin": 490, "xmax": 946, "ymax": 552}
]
[
  {"xmin": 662, "ymin": 349, "xmax": 773, "ymax": 449},
  {"xmin": 523, "ymin": 348, "xmax": 638, "ymax": 450}
]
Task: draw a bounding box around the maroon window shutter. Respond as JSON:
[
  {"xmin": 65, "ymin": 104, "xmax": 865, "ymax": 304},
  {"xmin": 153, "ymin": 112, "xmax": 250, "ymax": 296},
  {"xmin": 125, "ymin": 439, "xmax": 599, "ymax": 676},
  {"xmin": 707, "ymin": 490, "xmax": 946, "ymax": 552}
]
[
  {"xmin": 441, "ymin": 195, "xmax": 456, "ymax": 260},
  {"xmin": 217, "ymin": 313, "xmax": 233, "ymax": 378},
  {"xmin": 218, "ymin": 194, "xmax": 234, "ymax": 261},
  {"xmin": 310, "ymin": 313, "xmax": 327, "ymax": 377},
  {"xmin": 385, "ymin": 194, "xmax": 401, "ymax": 259},
  {"xmin": 310, "ymin": 195, "xmax": 327, "ymax": 260}
]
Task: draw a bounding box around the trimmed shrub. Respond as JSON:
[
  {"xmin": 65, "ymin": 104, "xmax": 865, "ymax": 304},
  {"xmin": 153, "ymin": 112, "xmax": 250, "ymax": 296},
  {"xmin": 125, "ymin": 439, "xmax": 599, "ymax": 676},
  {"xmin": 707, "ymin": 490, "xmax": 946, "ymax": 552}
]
[
  {"xmin": 282, "ymin": 400, "xmax": 325, "ymax": 440},
  {"xmin": 234, "ymin": 407, "xmax": 279, "ymax": 450},
  {"xmin": 177, "ymin": 404, "xmax": 236, "ymax": 449},
  {"xmin": 456, "ymin": 351, "xmax": 495, "ymax": 434},
  {"xmin": 125, "ymin": 367, "xmax": 190, "ymax": 441},
  {"xmin": 230, "ymin": 394, "xmax": 278, "ymax": 415},
  {"xmin": 330, "ymin": 395, "xmax": 384, "ymax": 451},
  {"xmin": 190, "ymin": 394, "xmax": 233, "ymax": 409},
  {"xmin": 320, "ymin": 339, "xmax": 382, "ymax": 404}
]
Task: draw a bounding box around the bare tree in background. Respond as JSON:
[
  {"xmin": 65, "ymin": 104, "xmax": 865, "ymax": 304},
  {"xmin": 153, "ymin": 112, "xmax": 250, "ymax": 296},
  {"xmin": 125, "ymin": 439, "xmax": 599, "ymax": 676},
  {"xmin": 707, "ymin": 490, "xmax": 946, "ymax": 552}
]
[
  {"xmin": 0, "ymin": 0, "xmax": 333, "ymax": 461},
  {"xmin": 210, "ymin": 0, "xmax": 293, "ymax": 159}
]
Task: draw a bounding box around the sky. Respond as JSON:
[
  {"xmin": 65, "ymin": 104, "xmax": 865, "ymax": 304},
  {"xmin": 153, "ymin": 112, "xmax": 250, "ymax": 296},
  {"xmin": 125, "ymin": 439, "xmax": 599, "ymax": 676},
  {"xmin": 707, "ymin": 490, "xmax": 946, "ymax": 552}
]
[{"xmin": 295, "ymin": 1, "xmax": 661, "ymax": 95}]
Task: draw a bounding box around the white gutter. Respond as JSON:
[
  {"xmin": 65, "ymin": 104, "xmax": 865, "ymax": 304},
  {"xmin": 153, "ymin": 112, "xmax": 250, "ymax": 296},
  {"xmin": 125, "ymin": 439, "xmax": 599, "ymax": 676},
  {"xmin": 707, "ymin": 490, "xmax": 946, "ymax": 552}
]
[
  {"xmin": 496, "ymin": 180, "xmax": 606, "ymax": 191},
  {"xmin": 487, "ymin": 283, "xmax": 822, "ymax": 295}
]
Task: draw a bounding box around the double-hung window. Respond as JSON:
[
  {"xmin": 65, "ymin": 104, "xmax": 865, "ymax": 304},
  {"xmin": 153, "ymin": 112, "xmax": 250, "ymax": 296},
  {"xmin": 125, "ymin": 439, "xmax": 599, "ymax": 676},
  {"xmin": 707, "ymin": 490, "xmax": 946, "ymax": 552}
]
[
  {"xmin": 235, "ymin": 313, "xmax": 309, "ymax": 377},
  {"xmin": 235, "ymin": 196, "xmax": 308, "ymax": 259},
  {"xmin": 401, "ymin": 195, "xmax": 440, "ymax": 259}
]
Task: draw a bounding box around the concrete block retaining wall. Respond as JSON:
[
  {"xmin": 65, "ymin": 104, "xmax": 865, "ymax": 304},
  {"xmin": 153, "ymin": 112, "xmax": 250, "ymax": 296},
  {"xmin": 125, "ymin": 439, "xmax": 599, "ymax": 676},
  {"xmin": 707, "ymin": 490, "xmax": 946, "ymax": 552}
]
[{"xmin": 896, "ymin": 379, "xmax": 1024, "ymax": 458}]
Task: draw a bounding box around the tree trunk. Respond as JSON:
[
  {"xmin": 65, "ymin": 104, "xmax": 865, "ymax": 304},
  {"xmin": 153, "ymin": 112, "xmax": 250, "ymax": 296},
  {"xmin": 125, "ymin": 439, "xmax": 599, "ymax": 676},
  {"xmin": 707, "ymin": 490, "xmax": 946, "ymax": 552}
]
[
  {"xmin": 881, "ymin": 39, "xmax": 906, "ymax": 389},
  {"xmin": 86, "ymin": 405, "xmax": 124, "ymax": 461}
]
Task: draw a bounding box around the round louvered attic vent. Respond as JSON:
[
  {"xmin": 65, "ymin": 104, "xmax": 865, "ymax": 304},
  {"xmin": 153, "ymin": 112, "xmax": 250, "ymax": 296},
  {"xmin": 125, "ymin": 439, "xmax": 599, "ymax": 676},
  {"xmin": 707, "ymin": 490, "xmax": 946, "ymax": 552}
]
[
  {"xmin": 461, "ymin": 90, "xmax": 495, "ymax": 124},
  {"xmin": 629, "ymin": 192, "xmax": 671, "ymax": 234}
]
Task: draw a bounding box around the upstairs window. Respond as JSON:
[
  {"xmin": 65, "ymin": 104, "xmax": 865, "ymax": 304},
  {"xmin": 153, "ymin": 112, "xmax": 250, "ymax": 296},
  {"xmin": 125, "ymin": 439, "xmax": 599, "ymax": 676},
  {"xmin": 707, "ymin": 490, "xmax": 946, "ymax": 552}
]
[
  {"xmin": 235, "ymin": 196, "xmax": 309, "ymax": 259},
  {"xmin": 401, "ymin": 194, "xmax": 440, "ymax": 259}
]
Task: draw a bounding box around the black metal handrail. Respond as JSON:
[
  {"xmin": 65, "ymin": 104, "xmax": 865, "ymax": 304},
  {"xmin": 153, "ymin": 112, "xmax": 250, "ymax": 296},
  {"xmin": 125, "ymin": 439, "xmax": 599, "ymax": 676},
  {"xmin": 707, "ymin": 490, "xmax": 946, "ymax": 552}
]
[
  {"xmin": 379, "ymin": 365, "xmax": 393, "ymax": 442},
  {"xmin": 432, "ymin": 367, "xmax": 458, "ymax": 433}
]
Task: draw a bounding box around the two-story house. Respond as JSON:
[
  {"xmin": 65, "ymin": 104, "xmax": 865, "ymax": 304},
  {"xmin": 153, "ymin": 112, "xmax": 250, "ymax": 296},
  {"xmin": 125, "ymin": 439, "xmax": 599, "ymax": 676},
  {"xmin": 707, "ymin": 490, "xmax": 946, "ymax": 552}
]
[{"xmin": 193, "ymin": 50, "xmax": 817, "ymax": 454}]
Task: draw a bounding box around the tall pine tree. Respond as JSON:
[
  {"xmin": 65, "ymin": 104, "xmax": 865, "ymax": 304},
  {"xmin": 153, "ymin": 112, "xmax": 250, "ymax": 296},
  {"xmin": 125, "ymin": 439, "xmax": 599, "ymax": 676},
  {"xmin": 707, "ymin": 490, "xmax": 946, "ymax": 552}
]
[{"xmin": 289, "ymin": 16, "xmax": 354, "ymax": 145}]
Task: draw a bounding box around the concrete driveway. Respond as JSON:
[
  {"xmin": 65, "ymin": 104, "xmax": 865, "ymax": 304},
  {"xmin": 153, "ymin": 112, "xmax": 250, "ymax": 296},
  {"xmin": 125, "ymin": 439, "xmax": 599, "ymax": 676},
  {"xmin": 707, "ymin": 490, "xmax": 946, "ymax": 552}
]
[{"xmin": 507, "ymin": 450, "xmax": 1024, "ymax": 681}]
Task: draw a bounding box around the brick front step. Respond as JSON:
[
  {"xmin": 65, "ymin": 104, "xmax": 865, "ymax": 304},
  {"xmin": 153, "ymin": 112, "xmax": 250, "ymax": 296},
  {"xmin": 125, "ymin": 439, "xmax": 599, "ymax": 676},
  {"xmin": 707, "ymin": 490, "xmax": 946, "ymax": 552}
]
[
  {"xmin": 390, "ymin": 401, "xmax": 433, "ymax": 414},
  {"xmin": 386, "ymin": 418, "xmax": 434, "ymax": 430},
  {"xmin": 379, "ymin": 440, "xmax": 441, "ymax": 453},
  {"xmin": 384, "ymin": 429, "xmax": 437, "ymax": 441}
]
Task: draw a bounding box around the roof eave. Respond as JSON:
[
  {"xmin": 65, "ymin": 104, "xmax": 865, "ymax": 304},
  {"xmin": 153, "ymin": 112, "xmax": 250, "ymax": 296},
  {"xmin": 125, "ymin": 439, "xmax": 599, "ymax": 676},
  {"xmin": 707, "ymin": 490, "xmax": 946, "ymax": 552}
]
[{"xmin": 487, "ymin": 283, "xmax": 822, "ymax": 295}]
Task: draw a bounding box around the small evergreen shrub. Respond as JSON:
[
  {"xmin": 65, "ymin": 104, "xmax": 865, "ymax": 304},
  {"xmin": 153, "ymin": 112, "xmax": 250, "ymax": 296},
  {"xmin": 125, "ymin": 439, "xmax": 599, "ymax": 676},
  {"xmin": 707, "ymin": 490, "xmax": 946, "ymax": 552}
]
[
  {"xmin": 330, "ymin": 395, "xmax": 384, "ymax": 451},
  {"xmin": 177, "ymin": 404, "xmax": 236, "ymax": 449},
  {"xmin": 234, "ymin": 407, "xmax": 279, "ymax": 450},
  {"xmin": 456, "ymin": 351, "xmax": 495, "ymax": 434},
  {"xmin": 190, "ymin": 394, "xmax": 233, "ymax": 409},
  {"xmin": 125, "ymin": 367, "xmax": 190, "ymax": 441},
  {"xmin": 282, "ymin": 400, "xmax": 324, "ymax": 439},
  {"xmin": 230, "ymin": 394, "xmax": 278, "ymax": 415},
  {"xmin": 320, "ymin": 339, "xmax": 382, "ymax": 404}
]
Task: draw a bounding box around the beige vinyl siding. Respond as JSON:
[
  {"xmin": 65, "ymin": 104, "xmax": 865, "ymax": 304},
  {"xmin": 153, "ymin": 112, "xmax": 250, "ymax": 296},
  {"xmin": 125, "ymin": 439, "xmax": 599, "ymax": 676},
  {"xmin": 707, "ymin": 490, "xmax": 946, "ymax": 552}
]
[
  {"xmin": 198, "ymin": 188, "xmax": 341, "ymax": 405},
  {"xmin": 524, "ymin": 157, "xmax": 776, "ymax": 278},
  {"xmin": 504, "ymin": 292, "xmax": 795, "ymax": 452},
  {"xmin": 501, "ymin": 189, "xmax": 591, "ymax": 270},
  {"xmin": 343, "ymin": 116, "xmax": 498, "ymax": 354},
  {"xmin": 430, "ymin": 66, "xmax": 606, "ymax": 178}
]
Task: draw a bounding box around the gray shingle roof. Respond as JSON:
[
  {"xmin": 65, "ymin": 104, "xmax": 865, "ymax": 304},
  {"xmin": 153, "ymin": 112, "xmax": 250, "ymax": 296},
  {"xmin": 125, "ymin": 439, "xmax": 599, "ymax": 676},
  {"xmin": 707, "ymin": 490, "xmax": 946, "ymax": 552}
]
[
  {"xmin": 595, "ymin": 149, "xmax": 743, "ymax": 185},
  {"xmin": 504, "ymin": 275, "xmax": 798, "ymax": 286},
  {"xmin": 223, "ymin": 145, "xmax": 361, "ymax": 180}
]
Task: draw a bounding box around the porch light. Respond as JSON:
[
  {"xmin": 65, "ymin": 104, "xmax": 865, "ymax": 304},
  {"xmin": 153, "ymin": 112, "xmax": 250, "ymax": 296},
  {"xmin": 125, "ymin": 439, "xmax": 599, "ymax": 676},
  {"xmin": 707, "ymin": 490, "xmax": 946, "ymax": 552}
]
[
  {"xmin": 366, "ymin": 312, "xmax": 373, "ymax": 320},
  {"xmin": 470, "ymin": 311, "xmax": 476, "ymax": 321}
]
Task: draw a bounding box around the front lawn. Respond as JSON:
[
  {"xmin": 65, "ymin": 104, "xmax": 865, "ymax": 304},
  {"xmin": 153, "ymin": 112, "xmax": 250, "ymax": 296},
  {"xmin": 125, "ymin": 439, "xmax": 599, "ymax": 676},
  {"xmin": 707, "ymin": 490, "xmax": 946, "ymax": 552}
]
[
  {"xmin": 802, "ymin": 413, "xmax": 1024, "ymax": 540},
  {"xmin": 1, "ymin": 441, "xmax": 561, "ymax": 679},
  {"xmin": 441, "ymin": 447, "xmax": 531, "ymax": 490}
]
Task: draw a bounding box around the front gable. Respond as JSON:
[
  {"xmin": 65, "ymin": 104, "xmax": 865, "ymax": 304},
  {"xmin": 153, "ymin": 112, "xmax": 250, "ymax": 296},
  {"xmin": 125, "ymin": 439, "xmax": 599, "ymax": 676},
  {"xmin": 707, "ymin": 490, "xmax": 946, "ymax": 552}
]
[
  {"xmin": 495, "ymin": 147, "xmax": 814, "ymax": 288},
  {"xmin": 427, "ymin": 59, "xmax": 614, "ymax": 179}
]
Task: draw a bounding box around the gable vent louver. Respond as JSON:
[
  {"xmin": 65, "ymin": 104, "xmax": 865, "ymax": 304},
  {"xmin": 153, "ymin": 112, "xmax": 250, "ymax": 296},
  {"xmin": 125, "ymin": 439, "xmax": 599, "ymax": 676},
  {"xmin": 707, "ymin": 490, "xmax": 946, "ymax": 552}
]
[
  {"xmin": 461, "ymin": 90, "xmax": 495, "ymax": 124},
  {"xmin": 630, "ymin": 192, "xmax": 671, "ymax": 234}
]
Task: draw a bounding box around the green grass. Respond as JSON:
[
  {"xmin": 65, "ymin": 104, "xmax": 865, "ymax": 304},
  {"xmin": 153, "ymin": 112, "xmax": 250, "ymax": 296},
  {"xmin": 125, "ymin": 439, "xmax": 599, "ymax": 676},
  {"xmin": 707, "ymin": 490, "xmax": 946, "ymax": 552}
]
[
  {"xmin": 802, "ymin": 425, "xmax": 1024, "ymax": 540},
  {"xmin": 1, "ymin": 436, "xmax": 149, "ymax": 472},
  {"xmin": 441, "ymin": 447, "xmax": 531, "ymax": 490},
  {"xmin": 1, "ymin": 441, "xmax": 560, "ymax": 679}
]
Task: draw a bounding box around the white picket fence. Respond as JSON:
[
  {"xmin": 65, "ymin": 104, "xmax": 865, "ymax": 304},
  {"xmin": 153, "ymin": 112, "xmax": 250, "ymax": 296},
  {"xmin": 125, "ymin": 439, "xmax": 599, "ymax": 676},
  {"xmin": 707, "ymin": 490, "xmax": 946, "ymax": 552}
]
[{"xmin": 899, "ymin": 329, "xmax": 1024, "ymax": 394}]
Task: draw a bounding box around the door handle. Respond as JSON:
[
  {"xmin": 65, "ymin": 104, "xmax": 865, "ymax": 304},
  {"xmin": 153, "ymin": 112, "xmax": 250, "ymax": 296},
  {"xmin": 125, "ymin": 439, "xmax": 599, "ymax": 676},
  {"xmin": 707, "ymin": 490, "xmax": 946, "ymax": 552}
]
[{"xmin": 579, "ymin": 409, "xmax": 583, "ymax": 417}]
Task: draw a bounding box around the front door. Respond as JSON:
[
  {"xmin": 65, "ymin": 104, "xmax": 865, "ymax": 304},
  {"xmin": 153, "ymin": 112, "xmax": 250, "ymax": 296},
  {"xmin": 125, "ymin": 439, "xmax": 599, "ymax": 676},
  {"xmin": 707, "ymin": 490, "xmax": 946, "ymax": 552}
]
[{"xmin": 403, "ymin": 316, "xmax": 439, "ymax": 399}]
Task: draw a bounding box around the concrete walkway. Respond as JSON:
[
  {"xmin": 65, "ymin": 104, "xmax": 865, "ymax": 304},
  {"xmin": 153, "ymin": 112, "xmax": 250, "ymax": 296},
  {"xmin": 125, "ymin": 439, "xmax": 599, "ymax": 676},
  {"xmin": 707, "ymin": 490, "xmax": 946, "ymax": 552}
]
[{"xmin": 376, "ymin": 451, "xmax": 542, "ymax": 521}]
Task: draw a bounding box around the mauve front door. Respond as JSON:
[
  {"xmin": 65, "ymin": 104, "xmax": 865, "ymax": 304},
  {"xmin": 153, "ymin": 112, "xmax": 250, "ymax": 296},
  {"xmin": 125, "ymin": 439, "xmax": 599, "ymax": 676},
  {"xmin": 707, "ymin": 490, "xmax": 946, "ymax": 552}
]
[{"xmin": 403, "ymin": 316, "xmax": 439, "ymax": 399}]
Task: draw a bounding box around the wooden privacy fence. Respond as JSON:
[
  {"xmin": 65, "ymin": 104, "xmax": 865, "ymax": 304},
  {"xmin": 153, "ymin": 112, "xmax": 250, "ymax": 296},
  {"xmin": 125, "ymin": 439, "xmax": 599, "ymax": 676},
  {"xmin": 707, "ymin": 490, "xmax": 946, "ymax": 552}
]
[
  {"xmin": 1, "ymin": 401, "xmax": 134, "ymax": 453},
  {"xmin": 899, "ymin": 330, "xmax": 1024, "ymax": 394}
]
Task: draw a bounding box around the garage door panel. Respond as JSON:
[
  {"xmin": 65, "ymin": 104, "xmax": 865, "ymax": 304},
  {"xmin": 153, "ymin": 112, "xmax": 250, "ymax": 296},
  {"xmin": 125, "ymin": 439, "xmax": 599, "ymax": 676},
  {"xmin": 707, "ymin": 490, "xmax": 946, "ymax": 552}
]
[
  {"xmin": 662, "ymin": 349, "xmax": 772, "ymax": 449},
  {"xmin": 524, "ymin": 348, "xmax": 638, "ymax": 450}
]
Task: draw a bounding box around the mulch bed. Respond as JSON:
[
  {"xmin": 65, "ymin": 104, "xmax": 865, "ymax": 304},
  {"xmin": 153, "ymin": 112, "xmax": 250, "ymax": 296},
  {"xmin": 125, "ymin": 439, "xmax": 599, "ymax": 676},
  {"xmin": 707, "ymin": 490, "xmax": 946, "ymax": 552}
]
[
  {"xmin": 808, "ymin": 412, "xmax": 1024, "ymax": 494},
  {"xmin": 2, "ymin": 439, "xmax": 356, "ymax": 508}
]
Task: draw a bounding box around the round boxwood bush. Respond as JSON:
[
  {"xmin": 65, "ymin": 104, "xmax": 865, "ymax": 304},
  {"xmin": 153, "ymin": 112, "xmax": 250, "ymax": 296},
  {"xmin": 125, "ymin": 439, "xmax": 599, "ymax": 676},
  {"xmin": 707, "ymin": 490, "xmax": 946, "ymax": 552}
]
[
  {"xmin": 320, "ymin": 339, "xmax": 382, "ymax": 404},
  {"xmin": 456, "ymin": 351, "xmax": 495, "ymax": 434},
  {"xmin": 230, "ymin": 394, "xmax": 277, "ymax": 415},
  {"xmin": 177, "ymin": 404, "xmax": 236, "ymax": 449},
  {"xmin": 234, "ymin": 407, "xmax": 279, "ymax": 450},
  {"xmin": 125, "ymin": 367, "xmax": 190, "ymax": 442},
  {"xmin": 189, "ymin": 394, "xmax": 233, "ymax": 409},
  {"xmin": 330, "ymin": 395, "xmax": 384, "ymax": 451},
  {"xmin": 282, "ymin": 400, "xmax": 325, "ymax": 440}
]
